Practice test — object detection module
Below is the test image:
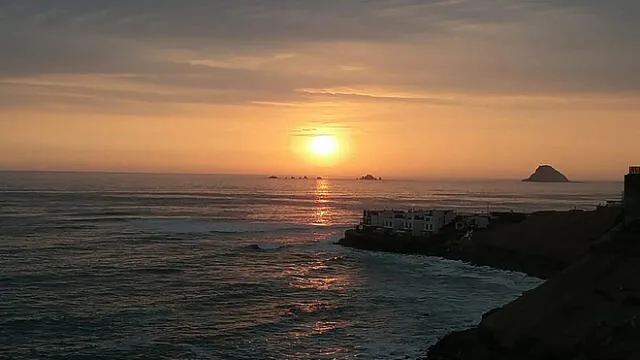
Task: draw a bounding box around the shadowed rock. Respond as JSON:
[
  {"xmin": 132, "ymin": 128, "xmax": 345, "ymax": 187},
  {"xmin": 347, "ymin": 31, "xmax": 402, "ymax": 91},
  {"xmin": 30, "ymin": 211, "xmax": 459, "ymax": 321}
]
[
  {"xmin": 360, "ymin": 174, "xmax": 380, "ymax": 180},
  {"xmin": 523, "ymin": 165, "xmax": 570, "ymax": 182},
  {"xmin": 424, "ymin": 228, "xmax": 640, "ymax": 360}
]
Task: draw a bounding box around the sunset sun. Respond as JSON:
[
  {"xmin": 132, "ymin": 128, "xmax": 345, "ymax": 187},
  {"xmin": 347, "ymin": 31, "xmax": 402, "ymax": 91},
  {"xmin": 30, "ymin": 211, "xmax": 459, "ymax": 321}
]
[{"xmin": 309, "ymin": 136, "xmax": 339, "ymax": 157}]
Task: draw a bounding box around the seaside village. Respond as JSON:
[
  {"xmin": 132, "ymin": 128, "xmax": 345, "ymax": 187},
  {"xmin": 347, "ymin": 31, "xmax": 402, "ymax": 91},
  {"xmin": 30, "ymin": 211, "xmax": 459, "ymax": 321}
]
[
  {"xmin": 355, "ymin": 166, "xmax": 640, "ymax": 240},
  {"xmin": 357, "ymin": 208, "xmax": 490, "ymax": 240}
]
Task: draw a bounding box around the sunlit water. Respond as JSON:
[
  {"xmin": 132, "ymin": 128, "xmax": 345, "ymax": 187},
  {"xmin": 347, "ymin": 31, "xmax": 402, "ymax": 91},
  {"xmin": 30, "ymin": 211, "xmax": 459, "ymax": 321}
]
[{"xmin": 0, "ymin": 172, "xmax": 622, "ymax": 359}]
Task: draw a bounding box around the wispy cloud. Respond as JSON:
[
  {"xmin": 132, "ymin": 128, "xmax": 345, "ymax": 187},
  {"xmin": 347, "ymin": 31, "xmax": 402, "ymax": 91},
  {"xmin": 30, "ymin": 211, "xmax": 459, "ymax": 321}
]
[{"xmin": 0, "ymin": 0, "xmax": 638, "ymax": 113}]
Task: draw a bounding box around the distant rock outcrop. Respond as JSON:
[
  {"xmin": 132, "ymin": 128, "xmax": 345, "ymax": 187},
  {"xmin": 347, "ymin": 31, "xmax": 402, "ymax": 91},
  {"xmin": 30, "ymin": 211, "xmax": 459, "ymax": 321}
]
[
  {"xmin": 360, "ymin": 174, "xmax": 381, "ymax": 180},
  {"xmin": 523, "ymin": 165, "xmax": 570, "ymax": 183}
]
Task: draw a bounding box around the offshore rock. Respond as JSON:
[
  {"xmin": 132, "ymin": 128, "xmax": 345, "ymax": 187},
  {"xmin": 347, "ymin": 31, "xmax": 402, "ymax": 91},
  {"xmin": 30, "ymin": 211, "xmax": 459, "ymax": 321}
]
[
  {"xmin": 523, "ymin": 165, "xmax": 570, "ymax": 182},
  {"xmin": 360, "ymin": 174, "xmax": 380, "ymax": 180}
]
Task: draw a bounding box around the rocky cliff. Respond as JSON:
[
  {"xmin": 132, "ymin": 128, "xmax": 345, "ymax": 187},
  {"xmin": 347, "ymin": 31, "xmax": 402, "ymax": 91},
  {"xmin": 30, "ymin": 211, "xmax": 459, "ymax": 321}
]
[
  {"xmin": 523, "ymin": 165, "xmax": 570, "ymax": 182},
  {"xmin": 341, "ymin": 207, "xmax": 621, "ymax": 280},
  {"xmin": 425, "ymin": 228, "xmax": 640, "ymax": 360}
]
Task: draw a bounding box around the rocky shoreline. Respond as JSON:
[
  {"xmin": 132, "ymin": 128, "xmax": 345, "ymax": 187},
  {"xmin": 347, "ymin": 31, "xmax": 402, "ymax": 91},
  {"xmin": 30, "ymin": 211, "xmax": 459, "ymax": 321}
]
[
  {"xmin": 423, "ymin": 228, "xmax": 640, "ymax": 360},
  {"xmin": 340, "ymin": 207, "xmax": 621, "ymax": 279},
  {"xmin": 340, "ymin": 228, "xmax": 568, "ymax": 279},
  {"xmin": 338, "ymin": 206, "xmax": 632, "ymax": 359}
]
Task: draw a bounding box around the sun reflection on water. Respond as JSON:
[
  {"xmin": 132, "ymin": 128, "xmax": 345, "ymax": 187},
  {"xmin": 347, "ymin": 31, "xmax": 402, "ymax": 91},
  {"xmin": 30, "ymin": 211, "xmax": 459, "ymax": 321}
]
[
  {"xmin": 285, "ymin": 261, "xmax": 353, "ymax": 291},
  {"xmin": 290, "ymin": 320, "xmax": 352, "ymax": 339},
  {"xmin": 312, "ymin": 179, "xmax": 331, "ymax": 226}
]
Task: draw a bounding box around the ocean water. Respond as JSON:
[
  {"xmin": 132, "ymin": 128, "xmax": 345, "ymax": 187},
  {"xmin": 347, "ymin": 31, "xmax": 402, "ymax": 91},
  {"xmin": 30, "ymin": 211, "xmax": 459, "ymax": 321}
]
[{"xmin": 0, "ymin": 172, "xmax": 622, "ymax": 359}]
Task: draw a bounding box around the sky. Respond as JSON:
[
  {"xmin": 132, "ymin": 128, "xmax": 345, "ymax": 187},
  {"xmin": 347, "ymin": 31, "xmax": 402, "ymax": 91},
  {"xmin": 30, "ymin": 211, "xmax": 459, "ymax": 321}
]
[{"xmin": 0, "ymin": 0, "xmax": 638, "ymax": 180}]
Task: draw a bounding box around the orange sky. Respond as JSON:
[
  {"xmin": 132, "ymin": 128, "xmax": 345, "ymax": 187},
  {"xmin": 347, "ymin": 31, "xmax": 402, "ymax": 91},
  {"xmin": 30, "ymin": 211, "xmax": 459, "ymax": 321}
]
[{"xmin": 1, "ymin": 2, "xmax": 638, "ymax": 180}]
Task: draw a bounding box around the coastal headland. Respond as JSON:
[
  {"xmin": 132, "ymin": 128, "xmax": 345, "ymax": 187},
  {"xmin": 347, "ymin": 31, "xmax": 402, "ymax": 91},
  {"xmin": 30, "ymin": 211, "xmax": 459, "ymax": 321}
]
[
  {"xmin": 423, "ymin": 228, "xmax": 640, "ymax": 360},
  {"xmin": 338, "ymin": 205, "xmax": 638, "ymax": 359},
  {"xmin": 340, "ymin": 206, "xmax": 621, "ymax": 279}
]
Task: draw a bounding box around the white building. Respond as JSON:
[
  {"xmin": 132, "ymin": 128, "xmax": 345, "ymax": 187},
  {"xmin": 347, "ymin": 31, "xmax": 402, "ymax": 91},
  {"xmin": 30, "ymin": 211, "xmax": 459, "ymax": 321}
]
[{"xmin": 362, "ymin": 209, "xmax": 457, "ymax": 235}]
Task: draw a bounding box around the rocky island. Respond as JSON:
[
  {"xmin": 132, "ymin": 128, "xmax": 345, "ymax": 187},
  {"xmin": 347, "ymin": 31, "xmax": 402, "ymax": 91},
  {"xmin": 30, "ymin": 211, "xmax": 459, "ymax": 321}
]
[
  {"xmin": 360, "ymin": 174, "xmax": 382, "ymax": 180},
  {"xmin": 523, "ymin": 165, "xmax": 570, "ymax": 182}
]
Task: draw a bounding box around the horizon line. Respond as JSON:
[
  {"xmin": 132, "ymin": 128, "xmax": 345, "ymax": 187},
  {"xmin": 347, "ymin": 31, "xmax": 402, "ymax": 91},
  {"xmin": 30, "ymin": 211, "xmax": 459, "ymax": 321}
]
[{"xmin": 0, "ymin": 168, "xmax": 624, "ymax": 182}]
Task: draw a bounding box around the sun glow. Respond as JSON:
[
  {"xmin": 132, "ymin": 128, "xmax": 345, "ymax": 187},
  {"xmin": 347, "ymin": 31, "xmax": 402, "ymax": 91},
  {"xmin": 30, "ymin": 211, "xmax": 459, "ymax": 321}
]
[{"xmin": 309, "ymin": 136, "xmax": 339, "ymax": 157}]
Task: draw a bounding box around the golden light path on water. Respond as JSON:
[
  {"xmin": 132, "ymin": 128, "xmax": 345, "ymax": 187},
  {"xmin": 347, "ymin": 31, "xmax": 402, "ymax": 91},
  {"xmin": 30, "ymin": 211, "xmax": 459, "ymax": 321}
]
[
  {"xmin": 269, "ymin": 178, "xmax": 356, "ymax": 357},
  {"xmin": 313, "ymin": 179, "xmax": 331, "ymax": 226}
]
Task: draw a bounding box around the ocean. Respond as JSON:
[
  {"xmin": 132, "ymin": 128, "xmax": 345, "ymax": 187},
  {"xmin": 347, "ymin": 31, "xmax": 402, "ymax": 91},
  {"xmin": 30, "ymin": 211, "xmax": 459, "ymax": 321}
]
[{"xmin": 0, "ymin": 172, "xmax": 623, "ymax": 359}]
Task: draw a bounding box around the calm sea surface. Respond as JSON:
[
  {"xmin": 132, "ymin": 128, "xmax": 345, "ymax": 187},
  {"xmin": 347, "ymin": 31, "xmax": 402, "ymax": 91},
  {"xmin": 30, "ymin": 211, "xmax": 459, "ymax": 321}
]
[{"xmin": 0, "ymin": 172, "xmax": 622, "ymax": 359}]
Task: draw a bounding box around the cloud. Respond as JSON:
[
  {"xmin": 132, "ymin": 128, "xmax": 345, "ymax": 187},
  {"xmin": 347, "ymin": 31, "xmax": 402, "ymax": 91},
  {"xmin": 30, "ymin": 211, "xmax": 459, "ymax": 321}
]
[
  {"xmin": 0, "ymin": 1, "xmax": 503, "ymax": 43},
  {"xmin": 2, "ymin": 0, "xmax": 635, "ymax": 44},
  {"xmin": 300, "ymin": 87, "xmax": 461, "ymax": 106},
  {"xmin": 0, "ymin": 0, "xmax": 638, "ymax": 113}
]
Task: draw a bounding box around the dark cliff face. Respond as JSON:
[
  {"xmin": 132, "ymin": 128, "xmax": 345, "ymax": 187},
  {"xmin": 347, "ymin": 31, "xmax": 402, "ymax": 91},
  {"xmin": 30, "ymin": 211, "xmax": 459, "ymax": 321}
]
[
  {"xmin": 425, "ymin": 229, "xmax": 640, "ymax": 360},
  {"xmin": 523, "ymin": 165, "xmax": 570, "ymax": 183}
]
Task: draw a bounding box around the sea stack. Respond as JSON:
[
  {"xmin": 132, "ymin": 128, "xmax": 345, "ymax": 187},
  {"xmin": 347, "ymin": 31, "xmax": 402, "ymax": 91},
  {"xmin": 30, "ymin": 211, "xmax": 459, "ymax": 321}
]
[
  {"xmin": 523, "ymin": 165, "xmax": 570, "ymax": 183},
  {"xmin": 360, "ymin": 174, "xmax": 380, "ymax": 180}
]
